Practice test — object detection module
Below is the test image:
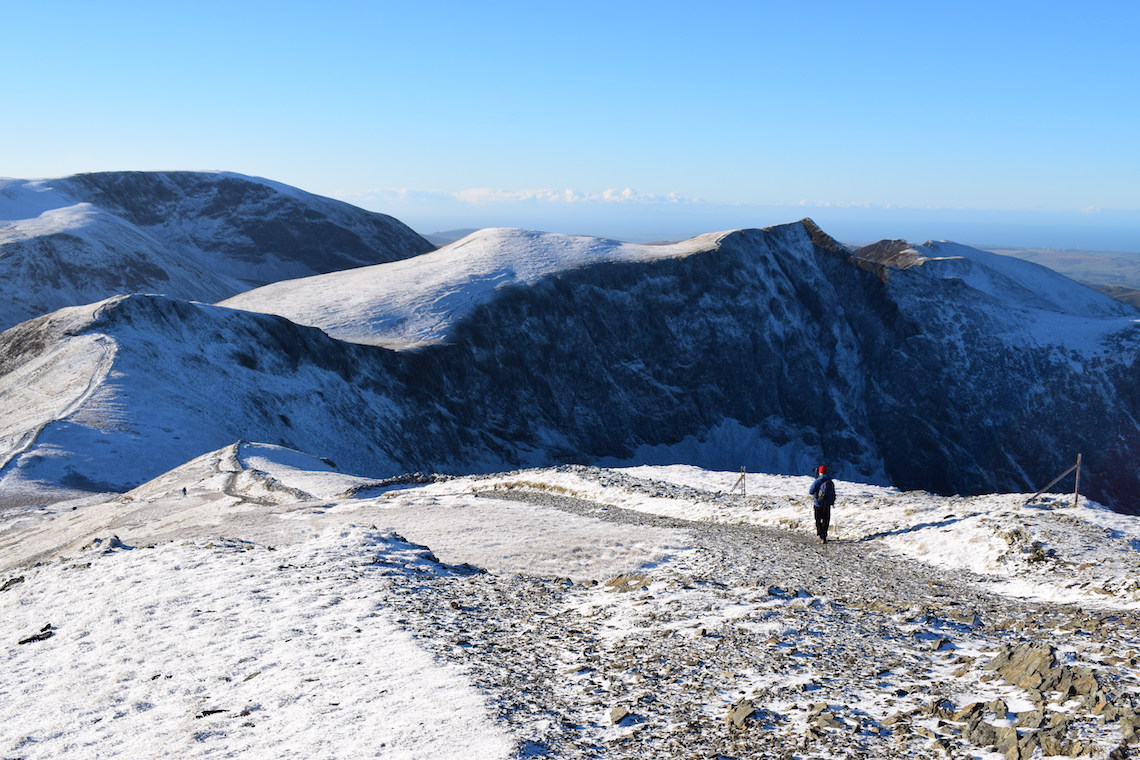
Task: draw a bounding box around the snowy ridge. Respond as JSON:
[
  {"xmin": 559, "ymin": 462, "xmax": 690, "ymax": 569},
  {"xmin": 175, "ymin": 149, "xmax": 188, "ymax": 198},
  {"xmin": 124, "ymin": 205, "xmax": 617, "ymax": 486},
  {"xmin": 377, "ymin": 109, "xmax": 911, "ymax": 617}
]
[
  {"xmin": 222, "ymin": 227, "xmax": 731, "ymax": 348},
  {"xmin": 0, "ymin": 171, "xmax": 434, "ymax": 331},
  {"xmin": 908, "ymin": 241, "xmax": 1131, "ymax": 319},
  {"xmin": 859, "ymin": 238, "xmax": 1140, "ymax": 355},
  {"xmin": 0, "ymin": 295, "xmax": 413, "ymax": 505}
]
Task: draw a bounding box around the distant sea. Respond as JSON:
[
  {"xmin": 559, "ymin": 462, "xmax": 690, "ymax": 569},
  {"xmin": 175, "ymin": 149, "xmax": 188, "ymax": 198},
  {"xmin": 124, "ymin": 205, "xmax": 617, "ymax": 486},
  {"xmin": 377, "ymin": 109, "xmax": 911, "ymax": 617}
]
[{"xmin": 836, "ymin": 222, "xmax": 1140, "ymax": 254}]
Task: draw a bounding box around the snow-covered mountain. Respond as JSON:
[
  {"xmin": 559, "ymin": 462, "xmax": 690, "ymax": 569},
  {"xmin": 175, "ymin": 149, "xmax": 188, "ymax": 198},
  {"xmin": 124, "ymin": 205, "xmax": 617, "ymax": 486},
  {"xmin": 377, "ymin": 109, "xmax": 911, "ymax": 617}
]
[
  {"xmin": 221, "ymin": 227, "xmax": 734, "ymax": 349},
  {"xmin": 1, "ymin": 218, "xmax": 1138, "ymax": 514},
  {"xmin": 223, "ymin": 221, "xmax": 1140, "ymax": 512},
  {"xmin": 0, "ymin": 294, "xmax": 417, "ymax": 506},
  {"xmin": 0, "ymin": 171, "xmax": 434, "ymax": 331}
]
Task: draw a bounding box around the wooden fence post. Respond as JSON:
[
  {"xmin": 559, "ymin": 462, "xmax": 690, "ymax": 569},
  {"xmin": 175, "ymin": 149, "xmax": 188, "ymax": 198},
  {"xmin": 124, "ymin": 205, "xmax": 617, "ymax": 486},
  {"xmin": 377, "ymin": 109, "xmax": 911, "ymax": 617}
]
[
  {"xmin": 1073, "ymin": 453, "xmax": 1082, "ymax": 508},
  {"xmin": 730, "ymin": 467, "xmax": 746, "ymax": 496},
  {"xmin": 1025, "ymin": 453, "xmax": 1083, "ymax": 506}
]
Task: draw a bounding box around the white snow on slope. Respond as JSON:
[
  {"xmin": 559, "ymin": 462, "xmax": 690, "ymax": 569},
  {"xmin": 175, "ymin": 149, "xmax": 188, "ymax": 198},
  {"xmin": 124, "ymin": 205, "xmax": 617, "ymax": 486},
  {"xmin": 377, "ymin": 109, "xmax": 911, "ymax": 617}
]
[
  {"xmin": 0, "ymin": 185, "xmax": 236, "ymax": 334},
  {"xmin": 0, "ymin": 178, "xmax": 79, "ymax": 222},
  {"xmin": 4, "ymin": 443, "xmax": 1140, "ymax": 758},
  {"xmin": 896, "ymin": 240, "xmax": 1131, "ymax": 319},
  {"xmin": 0, "ymin": 295, "xmax": 413, "ymax": 504},
  {"xmin": 0, "ymin": 172, "xmax": 292, "ymax": 227},
  {"xmin": 0, "ymin": 303, "xmax": 121, "ymax": 505},
  {"xmin": 852, "ymin": 238, "xmax": 1140, "ymax": 358},
  {"xmin": 220, "ymin": 227, "xmax": 728, "ymax": 348},
  {"xmin": 0, "ymin": 172, "xmax": 434, "ymax": 332},
  {"xmin": 0, "ymin": 445, "xmax": 692, "ymax": 759},
  {"xmin": 221, "ymin": 226, "xmax": 1139, "ymax": 354},
  {"xmin": 1, "ymin": 528, "xmax": 515, "ymax": 760},
  {"xmin": 114, "ymin": 443, "xmax": 1140, "ymax": 611},
  {"xmin": 893, "ymin": 240, "xmax": 1140, "ymax": 352}
]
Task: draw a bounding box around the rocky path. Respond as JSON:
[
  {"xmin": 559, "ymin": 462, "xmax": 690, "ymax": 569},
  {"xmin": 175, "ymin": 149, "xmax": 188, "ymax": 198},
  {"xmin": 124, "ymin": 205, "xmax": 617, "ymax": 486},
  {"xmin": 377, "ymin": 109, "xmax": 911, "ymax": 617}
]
[{"xmin": 380, "ymin": 488, "xmax": 1140, "ymax": 760}]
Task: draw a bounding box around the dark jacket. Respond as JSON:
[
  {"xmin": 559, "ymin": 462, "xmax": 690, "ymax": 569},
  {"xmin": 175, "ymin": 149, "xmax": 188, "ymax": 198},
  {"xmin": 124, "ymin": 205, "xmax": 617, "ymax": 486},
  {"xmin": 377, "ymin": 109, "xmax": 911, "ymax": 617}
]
[{"xmin": 809, "ymin": 475, "xmax": 835, "ymax": 508}]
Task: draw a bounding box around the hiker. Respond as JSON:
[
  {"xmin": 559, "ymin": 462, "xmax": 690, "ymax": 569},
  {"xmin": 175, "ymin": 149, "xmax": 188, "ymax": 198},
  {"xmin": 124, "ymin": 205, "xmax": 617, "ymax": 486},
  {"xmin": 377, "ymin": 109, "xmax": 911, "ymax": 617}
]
[{"xmin": 808, "ymin": 465, "xmax": 835, "ymax": 544}]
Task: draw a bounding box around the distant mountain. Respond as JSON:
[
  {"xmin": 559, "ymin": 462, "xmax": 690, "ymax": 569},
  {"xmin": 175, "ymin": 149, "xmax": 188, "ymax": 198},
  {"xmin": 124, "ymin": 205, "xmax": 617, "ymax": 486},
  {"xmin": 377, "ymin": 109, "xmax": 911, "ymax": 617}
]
[
  {"xmin": 0, "ymin": 171, "xmax": 434, "ymax": 331},
  {"xmin": 2, "ymin": 219, "xmax": 1138, "ymax": 513},
  {"xmin": 987, "ymin": 246, "xmax": 1140, "ymax": 307},
  {"xmin": 223, "ymin": 221, "xmax": 1140, "ymax": 511},
  {"xmin": 851, "ymin": 237, "xmax": 1131, "ymax": 317}
]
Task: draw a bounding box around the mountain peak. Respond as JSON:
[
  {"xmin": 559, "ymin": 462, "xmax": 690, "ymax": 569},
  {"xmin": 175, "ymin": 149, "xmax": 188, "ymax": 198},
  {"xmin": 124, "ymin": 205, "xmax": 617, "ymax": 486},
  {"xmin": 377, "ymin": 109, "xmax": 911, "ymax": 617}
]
[{"xmin": 798, "ymin": 217, "xmax": 852, "ymax": 254}]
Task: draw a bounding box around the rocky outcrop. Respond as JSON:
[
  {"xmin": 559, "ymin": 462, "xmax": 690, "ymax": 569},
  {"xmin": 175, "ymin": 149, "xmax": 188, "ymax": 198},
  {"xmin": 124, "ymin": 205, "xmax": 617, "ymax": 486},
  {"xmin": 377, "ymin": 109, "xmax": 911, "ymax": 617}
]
[
  {"xmin": 852, "ymin": 238, "xmax": 925, "ymax": 268},
  {"xmin": 985, "ymin": 642, "xmax": 1104, "ymax": 703},
  {"xmin": 17, "ymin": 623, "xmax": 54, "ymax": 645}
]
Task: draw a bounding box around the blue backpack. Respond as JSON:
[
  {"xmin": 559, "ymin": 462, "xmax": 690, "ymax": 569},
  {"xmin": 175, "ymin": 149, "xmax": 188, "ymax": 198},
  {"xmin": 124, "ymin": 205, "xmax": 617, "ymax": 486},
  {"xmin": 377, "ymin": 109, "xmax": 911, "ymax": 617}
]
[{"xmin": 813, "ymin": 477, "xmax": 835, "ymax": 507}]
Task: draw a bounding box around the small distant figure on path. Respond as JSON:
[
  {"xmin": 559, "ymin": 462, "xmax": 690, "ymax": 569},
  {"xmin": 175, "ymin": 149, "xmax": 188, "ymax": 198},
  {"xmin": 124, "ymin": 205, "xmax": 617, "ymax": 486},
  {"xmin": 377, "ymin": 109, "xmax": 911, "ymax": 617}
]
[
  {"xmin": 181, "ymin": 487, "xmax": 187, "ymax": 497},
  {"xmin": 808, "ymin": 465, "xmax": 835, "ymax": 544}
]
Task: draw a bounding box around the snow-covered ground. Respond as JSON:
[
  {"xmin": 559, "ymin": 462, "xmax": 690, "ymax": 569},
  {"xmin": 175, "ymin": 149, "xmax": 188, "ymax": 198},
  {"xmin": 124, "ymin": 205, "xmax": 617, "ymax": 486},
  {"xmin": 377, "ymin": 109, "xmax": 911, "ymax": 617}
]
[
  {"xmin": 3, "ymin": 446, "xmax": 1139, "ymax": 758},
  {"xmin": 473, "ymin": 463, "xmax": 1140, "ymax": 610},
  {"xmin": 1, "ymin": 528, "xmax": 515, "ymax": 759}
]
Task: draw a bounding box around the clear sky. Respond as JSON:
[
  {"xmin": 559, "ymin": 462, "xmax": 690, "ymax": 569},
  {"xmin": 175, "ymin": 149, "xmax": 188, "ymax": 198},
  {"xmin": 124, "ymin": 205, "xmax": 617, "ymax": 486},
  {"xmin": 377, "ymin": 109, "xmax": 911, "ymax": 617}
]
[{"xmin": 5, "ymin": 0, "xmax": 1139, "ymax": 249}]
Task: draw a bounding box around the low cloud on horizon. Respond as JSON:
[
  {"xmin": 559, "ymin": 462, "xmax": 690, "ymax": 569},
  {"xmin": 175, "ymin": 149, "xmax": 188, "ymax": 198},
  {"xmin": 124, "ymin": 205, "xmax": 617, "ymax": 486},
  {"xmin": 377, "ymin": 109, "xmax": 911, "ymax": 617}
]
[
  {"xmin": 338, "ymin": 186, "xmax": 935, "ymax": 211},
  {"xmin": 332, "ymin": 187, "xmax": 1140, "ymax": 252}
]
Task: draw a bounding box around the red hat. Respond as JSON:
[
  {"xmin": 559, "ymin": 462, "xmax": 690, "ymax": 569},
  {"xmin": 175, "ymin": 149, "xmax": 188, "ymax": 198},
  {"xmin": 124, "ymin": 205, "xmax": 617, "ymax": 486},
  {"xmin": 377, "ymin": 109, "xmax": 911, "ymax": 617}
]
[{"xmin": 818, "ymin": 465, "xmax": 828, "ymax": 475}]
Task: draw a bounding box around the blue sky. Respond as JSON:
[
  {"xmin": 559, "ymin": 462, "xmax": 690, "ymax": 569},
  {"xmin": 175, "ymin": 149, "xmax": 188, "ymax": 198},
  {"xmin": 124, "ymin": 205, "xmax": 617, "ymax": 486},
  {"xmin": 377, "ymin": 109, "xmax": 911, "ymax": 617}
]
[{"xmin": 5, "ymin": 1, "xmax": 1139, "ymax": 249}]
